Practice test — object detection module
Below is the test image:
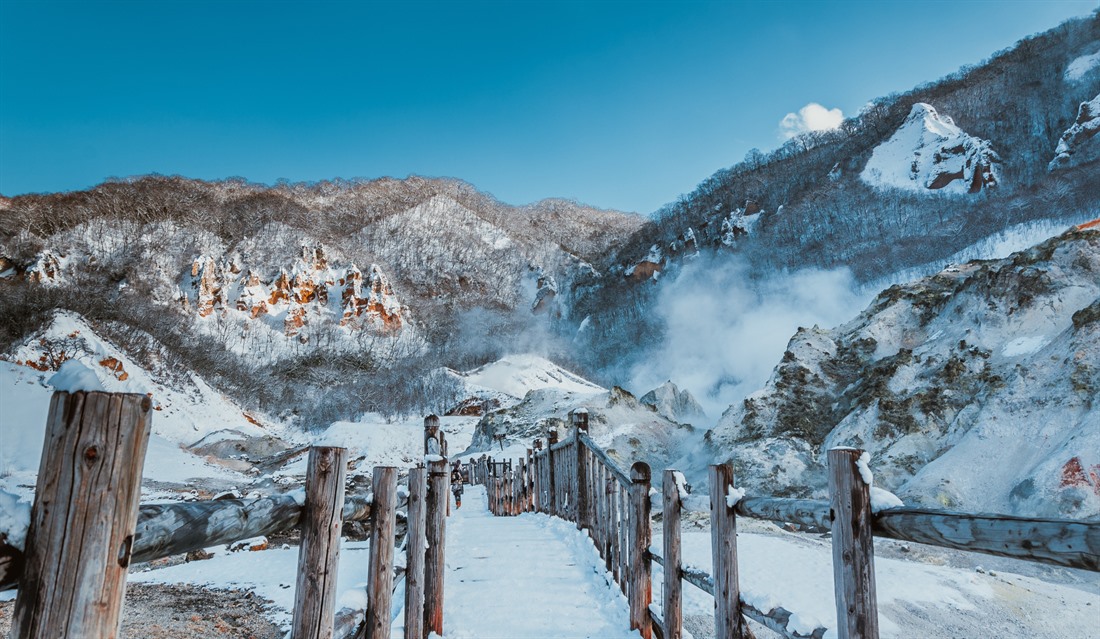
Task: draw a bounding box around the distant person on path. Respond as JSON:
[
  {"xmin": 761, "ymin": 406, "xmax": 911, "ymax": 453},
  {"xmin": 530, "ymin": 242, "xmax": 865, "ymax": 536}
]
[{"xmin": 451, "ymin": 462, "xmax": 464, "ymax": 508}]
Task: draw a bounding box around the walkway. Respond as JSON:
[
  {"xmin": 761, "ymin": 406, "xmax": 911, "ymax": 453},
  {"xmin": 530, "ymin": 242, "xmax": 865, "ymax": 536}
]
[{"xmin": 441, "ymin": 485, "xmax": 638, "ymax": 638}]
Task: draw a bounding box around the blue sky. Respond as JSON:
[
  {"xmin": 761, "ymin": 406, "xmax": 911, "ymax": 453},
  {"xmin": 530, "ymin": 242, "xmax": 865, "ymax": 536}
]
[{"xmin": 1, "ymin": 1, "xmax": 1095, "ymax": 214}]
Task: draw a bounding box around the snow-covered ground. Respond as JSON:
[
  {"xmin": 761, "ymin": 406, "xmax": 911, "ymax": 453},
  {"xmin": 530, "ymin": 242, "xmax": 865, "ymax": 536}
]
[{"xmin": 655, "ymin": 526, "xmax": 1099, "ymax": 639}]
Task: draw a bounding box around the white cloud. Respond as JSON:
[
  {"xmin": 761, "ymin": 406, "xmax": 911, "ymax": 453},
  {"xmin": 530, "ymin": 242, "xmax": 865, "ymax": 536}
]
[{"xmin": 779, "ymin": 102, "xmax": 845, "ymax": 140}]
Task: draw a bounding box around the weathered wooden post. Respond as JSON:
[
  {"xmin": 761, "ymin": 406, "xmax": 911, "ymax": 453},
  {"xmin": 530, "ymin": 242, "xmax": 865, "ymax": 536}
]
[
  {"xmin": 572, "ymin": 409, "xmax": 589, "ymax": 529},
  {"xmin": 404, "ymin": 465, "xmax": 427, "ymax": 639},
  {"xmin": 663, "ymin": 470, "xmax": 683, "ymax": 639},
  {"xmin": 531, "ymin": 446, "xmax": 541, "ymax": 512},
  {"xmin": 829, "ymin": 448, "xmax": 880, "ymax": 639},
  {"xmin": 424, "ymin": 457, "xmax": 449, "ymax": 637},
  {"xmin": 365, "ymin": 467, "xmax": 398, "ymax": 639},
  {"xmin": 709, "ymin": 464, "xmax": 751, "ymax": 639},
  {"xmin": 547, "ymin": 428, "xmax": 558, "ymax": 515},
  {"xmin": 618, "ymin": 485, "xmax": 629, "ymax": 595},
  {"xmin": 424, "ymin": 415, "xmax": 442, "ymax": 455},
  {"xmin": 629, "ymin": 462, "xmax": 652, "ymax": 639},
  {"xmin": 13, "ymin": 391, "xmax": 152, "ymax": 639},
  {"xmin": 291, "ymin": 446, "xmax": 349, "ymax": 639}
]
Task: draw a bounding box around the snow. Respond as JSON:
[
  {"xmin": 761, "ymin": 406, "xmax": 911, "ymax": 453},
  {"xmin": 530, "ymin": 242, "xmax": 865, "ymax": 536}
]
[
  {"xmin": 440, "ymin": 486, "xmax": 636, "ymax": 638},
  {"xmin": 132, "ymin": 538, "xmax": 374, "ymax": 630},
  {"xmin": 1001, "ymin": 335, "xmax": 1051, "ymax": 357},
  {"xmin": 0, "ymin": 489, "xmax": 32, "ymax": 550},
  {"xmin": 726, "ymin": 485, "xmax": 746, "ymax": 508},
  {"xmin": 1065, "ymin": 51, "xmax": 1100, "ymax": 82},
  {"xmin": 314, "ymin": 414, "xmax": 477, "ymax": 471},
  {"xmin": 860, "ymin": 103, "xmax": 999, "ymax": 195},
  {"xmin": 870, "ymin": 486, "xmax": 905, "ymax": 512},
  {"xmin": 0, "ymin": 315, "xmax": 283, "ymax": 505},
  {"xmin": 654, "ymin": 530, "xmax": 1099, "ymax": 639},
  {"xmin": 132, "ymin": 485, "xmax": 637, "ymax": 637},
  {"xmin": 855, "ymin": 451, "xmax": 874, "ymax": 485},
  {"xmin": 456, "ymin": 354, "xmax": 606, "ymax": 400},
  {"xmin": 48, "ymin": 359, "xmax": 106, "ymax": 392}
]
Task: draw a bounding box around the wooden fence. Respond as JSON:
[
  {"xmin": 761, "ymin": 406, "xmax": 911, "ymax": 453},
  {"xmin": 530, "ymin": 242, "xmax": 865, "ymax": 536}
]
[
  {"xmin": 3, "ymin": 392, "xmax": 453, "ymax": 639},
  {"xmin": 471, "ymin": 410, "xmax": 1100, "ymax": 639}
]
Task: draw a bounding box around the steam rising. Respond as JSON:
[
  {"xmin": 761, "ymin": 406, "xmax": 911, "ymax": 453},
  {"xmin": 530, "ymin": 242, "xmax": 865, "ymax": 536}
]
[{"xmin": 627, "ymin": 256, "xmax": 871, "ymax": 423}]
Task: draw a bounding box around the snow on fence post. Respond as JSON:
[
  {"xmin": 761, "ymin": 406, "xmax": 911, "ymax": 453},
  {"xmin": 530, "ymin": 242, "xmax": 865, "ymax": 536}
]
[
  {"xmin": 291, "ymin": 446, "xmax": 349, "ymax": 639},
  {"xmin": 13, "ymin": 391, "xmax": 152, "ymax": 639},
  {"xmin": 663, "ymin": 470, "xmax": 683, "ymax": 639},
  {"xmin": 404, "ymin": 465, "xmax": 427, "ymax": 639},
  {"xmin": 424, "ymin": 457, "xmax": 449, "ymax": 637},
  {"xmin": 828, "ymin": 448, "xmax": 880, "ymax": 639},
  {"xmin": 709, "ymin": 464, "xmax": 751, "ymax": 639},
  {"xmin": 629, "ymin": 462, "xmax": 653, "ymax": 639},
  {"xmin": 572, "ymin": 409, "xmax": 589, "ymax": 530},
  {"xmin": 365, "ymin": 466, "xmax": 398, "ymax": 639}
]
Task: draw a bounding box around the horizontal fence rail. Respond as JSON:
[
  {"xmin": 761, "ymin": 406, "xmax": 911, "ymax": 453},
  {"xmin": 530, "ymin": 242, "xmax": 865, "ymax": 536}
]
[{"xmin": 734, "ymin": 498, "xmax": 1100, "ymax": 572}]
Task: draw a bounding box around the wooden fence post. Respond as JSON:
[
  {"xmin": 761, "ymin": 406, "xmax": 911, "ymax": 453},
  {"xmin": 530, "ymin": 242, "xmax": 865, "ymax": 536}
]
[
  {"xmin": 572, "ymin": 410, "xmax": 589, "ymax": 529},
  {"xmin": 663, "ymin": 470, "xmax": 683, "ymax": 639},
  {"xmin": 828, "ymin": 448, "xmax": 880, "ymax": 639},
  {"xmin": 547, "ymin": 429, "xmax": 558, "ymax": 516},
  {"xmin": 404, "ymin": 465, "xmax": 427, "ymax": 639},
  {"xmin": 291, "ymin": 446, "xmax": 349, "ymax": 639},
  {"xmin": 618, "ymin": 485, "xmax": 629, "ymax": 595},
  {"xmin": 629, "ymin": 462, "xmax": 652, "ymax": 639},
  {"xmin": 710, "ymin": 464, "xmax": 751, "ymax": 639},
  {"xmin": 13, "ymin": 391, "xmax": 152, "ymax": 639},
  {"xmin": 365, "ymin": 467, "xmax": 398, "ymax": 639},
  {"xmin": 424, "ymin": 457, "xmax": 449, "ymax": 637},
  {"xmin": 423, "ymin": 415, "xmax": 441, "ymax": 455}
]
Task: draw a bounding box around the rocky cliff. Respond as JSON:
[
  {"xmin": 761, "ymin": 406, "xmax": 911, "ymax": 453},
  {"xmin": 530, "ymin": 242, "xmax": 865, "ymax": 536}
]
[{"xmin": 707, "ymin": 226, "xmax": 1100, "ymax": 518}]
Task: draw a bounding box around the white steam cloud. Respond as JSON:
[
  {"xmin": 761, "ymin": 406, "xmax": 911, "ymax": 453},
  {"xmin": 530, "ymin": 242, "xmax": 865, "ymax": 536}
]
[
  {"xmin": 627, "ymin": 256, "xmax": 871, "ymax": 422},
  {"xmin": 779, "ymin": 102, "xmax": 845, "ymax": 139}
]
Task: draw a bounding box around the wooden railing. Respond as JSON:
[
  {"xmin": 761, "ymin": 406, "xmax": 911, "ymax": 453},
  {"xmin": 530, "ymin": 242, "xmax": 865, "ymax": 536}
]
[
  {"xmin": 2, "ymin": 393, "xmax": 453, "ymax": 639},
  {"xmin": 471, "ymin": 410, "xmax": 1100, "ymax": 639}
]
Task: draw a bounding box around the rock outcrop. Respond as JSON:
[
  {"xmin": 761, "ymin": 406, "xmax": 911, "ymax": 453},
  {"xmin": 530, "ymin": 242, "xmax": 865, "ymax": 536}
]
[
  {"xmin": 707, "ymin": 227, "xmax": 1100, "ymax": 518},
  {"xmin": 1049, "ymin": 94, "xmax": 1100, "ymax": 171},
  {"xmin": 640, "ymin": 381, "xmax": 706, "ymax": 425},
  {"xmin": 861, "ymin": 103, "xmax": 1001, "ymax": 194},
  {"xmin": 183, "ymin": 245, "xmax": 406, "ymax": 338}
]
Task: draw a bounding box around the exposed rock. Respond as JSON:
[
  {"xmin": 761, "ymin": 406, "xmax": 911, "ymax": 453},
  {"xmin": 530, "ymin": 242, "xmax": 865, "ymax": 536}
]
[
  {"xmin": 861, "ymin": 103, "xmax": 1001, "ymax": 194},
  {"xmin": 26, "ymin": 251, "xmax": 64, "ymax": 285},
  {"xmin": 1048, "ymin": 94, "xmax": 1100, "ymax": 171},
  {"xmin": 531, "ymin": 273, "xmax": 558, "ymax": 315},
  {"xmin": 640, "ymin": 381, "xmax": 706, "ymax": 425},
  {"xmin": 183, "ymin": 246, "xmax": 407, "ymax": 337}
]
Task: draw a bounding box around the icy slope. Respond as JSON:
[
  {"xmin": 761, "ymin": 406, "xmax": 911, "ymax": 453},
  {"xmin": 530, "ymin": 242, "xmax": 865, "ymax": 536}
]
[
  {"xmin": 447, "ymin": 354, "xmax": 606, "ymax": 403},
  {"xmin": 707, "ymin": 227, "xmax": 1100, "ymax": 517},
  {"xmin": 0, "ymin": 312, "xmax": 289, "ymax": 499},
  {"xmin": 860, "ymin": 103, "xmax": 1001, "ymax": 194}
]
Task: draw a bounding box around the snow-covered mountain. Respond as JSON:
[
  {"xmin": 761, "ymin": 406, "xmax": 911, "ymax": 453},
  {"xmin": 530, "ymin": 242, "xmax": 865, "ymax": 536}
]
[
  {"xmin": 860, "ymin": 103, "xmax": 1001, "ymax": 194},
  {"xmin": 705, "ymin": 225, "xmax": 1100, "ymax": 518}
]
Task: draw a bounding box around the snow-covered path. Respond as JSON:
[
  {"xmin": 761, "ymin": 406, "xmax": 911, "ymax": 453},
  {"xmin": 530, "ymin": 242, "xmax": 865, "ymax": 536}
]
[{"xmin": 441, "ymin": 485, "xmax": 637, "ymax": 638}]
